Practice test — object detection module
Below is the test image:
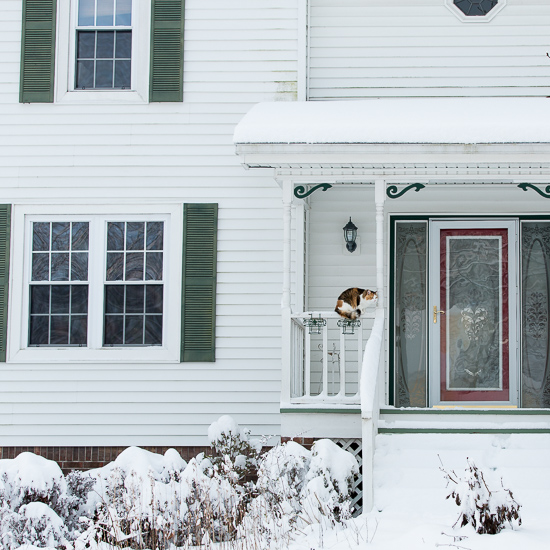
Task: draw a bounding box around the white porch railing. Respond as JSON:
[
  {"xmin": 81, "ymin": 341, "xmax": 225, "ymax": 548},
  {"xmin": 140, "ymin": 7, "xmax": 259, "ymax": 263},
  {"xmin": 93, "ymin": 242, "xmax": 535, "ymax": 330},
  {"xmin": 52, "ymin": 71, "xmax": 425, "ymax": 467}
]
[
  {"xmin": 290, "ymin": 310, "xmax": 375, "ymax": 403},
  {"xmin": 360, "ymin": 307, "xmax": 385, "ymax": 512}
]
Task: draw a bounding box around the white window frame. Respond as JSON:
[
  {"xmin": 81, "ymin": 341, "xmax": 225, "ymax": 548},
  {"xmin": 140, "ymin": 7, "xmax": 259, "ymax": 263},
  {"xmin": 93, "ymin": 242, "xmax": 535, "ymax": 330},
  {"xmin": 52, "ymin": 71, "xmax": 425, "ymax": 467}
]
[
  {"xmin": 8, "ymin": 204, "xmax": 183, "ymax": 363},
  {"xmin": 55, "ymin": 0, "xmax": 151, "ymax": 103},
  {"xmin": 445, "ymin": 0, "xmax": 507, "ymax": 23}
]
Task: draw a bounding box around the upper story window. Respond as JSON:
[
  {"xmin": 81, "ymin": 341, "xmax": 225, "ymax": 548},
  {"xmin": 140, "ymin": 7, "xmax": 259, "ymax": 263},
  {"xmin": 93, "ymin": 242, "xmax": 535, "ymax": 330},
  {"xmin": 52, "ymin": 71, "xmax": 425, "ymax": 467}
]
[
  {"xmin": 446, "ymin": 0, "xmax": 505, "ymax": 22},
  {"xmin": 454, "ymin": 0, "xmax": 498, "ymax": 17},
  {"xmin": 75, "ymin": 0, "xmax": 132, "ymax": 90}
]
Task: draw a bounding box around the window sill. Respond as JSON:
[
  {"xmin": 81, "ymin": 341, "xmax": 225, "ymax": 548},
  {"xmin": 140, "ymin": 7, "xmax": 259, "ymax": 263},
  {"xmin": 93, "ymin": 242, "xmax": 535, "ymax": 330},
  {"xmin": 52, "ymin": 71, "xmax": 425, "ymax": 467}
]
[
  {"xmin": 55, "ymin": 89, "xmax": 148, "ymax": 105},
  {"xmin": 8, "ymin": 346, "xmax": 179, "ymax": 364}
]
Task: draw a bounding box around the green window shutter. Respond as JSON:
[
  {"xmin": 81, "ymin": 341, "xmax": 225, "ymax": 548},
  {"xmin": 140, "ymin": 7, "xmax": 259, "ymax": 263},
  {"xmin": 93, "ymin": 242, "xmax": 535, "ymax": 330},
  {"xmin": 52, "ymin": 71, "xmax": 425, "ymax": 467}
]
[
  {"xmin": 20, "ymin": 0, "xmax": 57, "ymax": 103},
  {"xmin": 150, "ymin": 0, "xmax": 185, "ymax": 102},
  {"xmin": 181, "ymin": 203, "xmax": 218, "ymax": 362},
  {"xmin": 0, "ymin": 205, "xmax": 11, "ymax": 362}
]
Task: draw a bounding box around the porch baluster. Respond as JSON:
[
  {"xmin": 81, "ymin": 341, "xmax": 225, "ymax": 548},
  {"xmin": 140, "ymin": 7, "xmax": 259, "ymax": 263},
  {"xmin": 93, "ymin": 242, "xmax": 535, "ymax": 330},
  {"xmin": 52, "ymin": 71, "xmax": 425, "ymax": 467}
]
[{"xmin": 339, "ymin": 329, "xmax": 346, "ymax": 397}]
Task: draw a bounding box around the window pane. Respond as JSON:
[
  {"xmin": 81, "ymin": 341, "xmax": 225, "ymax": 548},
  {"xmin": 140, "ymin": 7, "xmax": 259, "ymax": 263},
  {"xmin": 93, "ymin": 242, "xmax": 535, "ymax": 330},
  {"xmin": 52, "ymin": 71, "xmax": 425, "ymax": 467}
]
[
  {"xmin": 394, "ymin": 222, "xmax": 428, "ymax": 408},
  {"xmin": 51, "ymin": 285, "xmax": 70, "ymax": 314},
  {"xmin": 50, "ymin": 316, "xmax": 69, "ymax": 345},
  {"xmin": 146, "ymin": 285, "xmax": 163, "ymax": 314},
  {"xmin": 126, "ymin": 222, "xmax": 144, "ymax": 250},
  {"xmin": 30, "ymin": 316, "xmax": 49, "ymax": 345},
  {"xmin": 97, "ymin": 0, "xmax": 115, "ymax": 26},
  {"xmin": 72, "ymin": 222, "xmax": 89, "ymax": 251},
  {"xmin": 70, "ymin": 316, "xmax": 88, "ymax": 345},
  {"xmin": 114, "ymin": 60, "xmax": 131, "ymax": 89},
  {"xmin": 146, "ymin": 222, "xmax": 163, "ymax": 250},
  {"xmin": 71, "ymin": 285, "xmax": 89, "ymax": 314},
  {"xmin": 105, "ymin": 285, "xmax": 124, "ymax": 313},
  {"xmin": 145, "ymin": 252, "xmax": 163, "ymax": 280},
  {"xmin": 52, "ymin": 222, "xmax": 70, "ymax": 251},
  {"xmin": 95, "ymin": 60, "xmax": 113, "ymax": 88},
  {"xmin": 126, "ymin": 285, "xmax": 144, "ymax": 313},
  {"xmin": 145, "ymin": 316, "xmax": 162, "ymax": 345},
  {"xmin": 33, "ymin": 222, "xmax": 50, "ymax": 251},
  {"xmin": 76, "ymin": 60, "xmax": 95, "ymax": 89},
  {"xmin": 115, "ymin": 31, "xmax": 131, "ymax": 58},
  {"xmin": 115, "ymin": 0, "xmax": 132, "ymax": 26},
  {"xmin": 32, "ymin": 253, "xmax": 49, "ymax": 281},
  {"xmin": 30, "ymin": 286, "xmax": 50, "ymax": 315},
  {"xmin": 125, "ymin": 252, "xmax": 144, "ymax": 280},
  {"xmin": 96, "ymin": 31, "xmax": 115, "ymax": 58},
  {"xmin": 78, "ymin": 0, "xmax": 95, "ymax": 26},
  {"xmin": 107, "ymin": 222, "xmax": 125, "ymax": 250},
  {"xmin": 51, "ymin": 253, "xmax": 70, "ymax": 281},
  {"xmin": 106, "ymin": 252, "xmax": 124, "ymax": 280},
  {"xmin": 104, "ymin": 315, "xmax": 124, "ymax": 345},
  {"xmin": 522, "ymin": 222, "xmax": 550, "ymax": 407},
  {"xmin": 71, "ymin": 252, "xmax": 89, "ymax": 281},
  {"xmin": 77, "ymin": 31, "xmax": 95, "ymax": 58},
  {"xmin": 125, "ymin": 315, "xmax": 143, "ymax": 345}
]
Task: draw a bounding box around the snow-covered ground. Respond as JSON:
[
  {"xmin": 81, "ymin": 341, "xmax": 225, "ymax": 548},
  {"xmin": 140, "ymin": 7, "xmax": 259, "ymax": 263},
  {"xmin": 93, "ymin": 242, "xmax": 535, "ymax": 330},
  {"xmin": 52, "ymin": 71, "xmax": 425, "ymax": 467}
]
[
  {"xmin": 3, "ymin": 425, "xmax": 550, "ymax": 550},
  {"xmin": 289, "ymin": 433, "xmax": 550, "ymax": 550}
]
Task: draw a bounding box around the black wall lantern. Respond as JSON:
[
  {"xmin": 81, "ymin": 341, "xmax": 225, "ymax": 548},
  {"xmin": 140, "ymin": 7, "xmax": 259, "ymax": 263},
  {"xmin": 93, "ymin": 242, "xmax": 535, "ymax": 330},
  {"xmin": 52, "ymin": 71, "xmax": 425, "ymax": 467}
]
[{"xmin": 343, "ymin": 217, "xmax": 358, "ymax": 253}]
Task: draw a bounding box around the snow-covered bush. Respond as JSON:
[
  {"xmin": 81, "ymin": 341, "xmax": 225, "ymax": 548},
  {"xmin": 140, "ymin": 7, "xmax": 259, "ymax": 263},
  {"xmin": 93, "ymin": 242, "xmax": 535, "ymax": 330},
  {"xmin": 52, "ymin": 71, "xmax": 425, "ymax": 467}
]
[
  {"xmin": 0, "ymin": 453, "xmax": 94, "ymax": 549},
  {"xmin": 240, "ymin": 438, "xmax": 359, "ymax": 549},
  {"xmin": 442, "ymin": 458, "xmax": 522, "ymax": 535},
  {"xmin": 0, "ymin": 417, "xmax": 360, "ymax": 550},
  {"xmin": 301, "ymin": 439, "xmax": 358, "ymax": 525},
  {"xmin": 208, "ymin": 415, "xmax": 262, "ymax": 484}
]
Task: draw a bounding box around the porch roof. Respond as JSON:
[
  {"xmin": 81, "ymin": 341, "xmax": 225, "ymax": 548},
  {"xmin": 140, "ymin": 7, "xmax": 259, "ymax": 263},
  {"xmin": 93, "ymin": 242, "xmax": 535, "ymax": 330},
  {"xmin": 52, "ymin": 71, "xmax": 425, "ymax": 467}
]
[{"xmin": 234, "ymin": 97, "xmax": 550, "ymax": 145}]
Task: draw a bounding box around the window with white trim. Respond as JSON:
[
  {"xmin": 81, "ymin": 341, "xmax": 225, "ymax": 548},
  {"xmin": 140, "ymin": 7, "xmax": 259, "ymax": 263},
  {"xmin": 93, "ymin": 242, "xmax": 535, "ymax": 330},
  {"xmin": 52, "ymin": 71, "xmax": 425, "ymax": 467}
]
[
  {"xmin": 55, "ymin": 0, "xmax": 151, "ymax": 103},
  {"xmin": 9, "ymin": 206, "xmax": 182, "ymax": 363}
]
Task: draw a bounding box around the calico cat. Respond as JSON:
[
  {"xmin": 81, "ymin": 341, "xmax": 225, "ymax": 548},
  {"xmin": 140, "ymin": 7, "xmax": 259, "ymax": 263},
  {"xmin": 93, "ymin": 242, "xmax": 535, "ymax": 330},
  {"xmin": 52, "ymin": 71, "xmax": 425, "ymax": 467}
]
[{"xmin": 335, "ymin": 288, "xmax": 378, "ymax": 320}]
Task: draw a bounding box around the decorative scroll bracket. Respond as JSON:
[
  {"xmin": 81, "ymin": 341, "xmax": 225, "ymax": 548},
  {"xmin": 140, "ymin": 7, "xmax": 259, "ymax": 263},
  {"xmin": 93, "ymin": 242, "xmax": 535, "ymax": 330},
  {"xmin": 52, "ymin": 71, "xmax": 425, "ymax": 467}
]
[
  {"xmin": 517, "ymin": 183, "xmax": 550, "ymax": 199},
  {"xmin": 294, "ymin": 183, "xmax": 333, "ymax": 199},
  {"xmin": 386, "ymin": 183, "xmax": 426, "ymax": 199}
]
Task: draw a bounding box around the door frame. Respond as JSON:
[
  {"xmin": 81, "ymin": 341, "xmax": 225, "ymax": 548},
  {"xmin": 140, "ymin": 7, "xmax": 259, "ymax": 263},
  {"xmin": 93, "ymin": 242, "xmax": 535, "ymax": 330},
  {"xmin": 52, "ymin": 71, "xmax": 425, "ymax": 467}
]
[{"xmin": 428, "ymin": 219, "xmax": 519, "ymax": 407}]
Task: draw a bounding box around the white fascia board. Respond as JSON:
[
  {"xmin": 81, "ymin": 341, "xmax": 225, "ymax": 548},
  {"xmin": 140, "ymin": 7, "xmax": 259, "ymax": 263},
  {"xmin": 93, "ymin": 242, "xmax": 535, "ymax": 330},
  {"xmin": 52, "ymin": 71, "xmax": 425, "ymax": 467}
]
[{"xmin": 235, "ymin": 142, "xmax": 550, "ymax": 172}]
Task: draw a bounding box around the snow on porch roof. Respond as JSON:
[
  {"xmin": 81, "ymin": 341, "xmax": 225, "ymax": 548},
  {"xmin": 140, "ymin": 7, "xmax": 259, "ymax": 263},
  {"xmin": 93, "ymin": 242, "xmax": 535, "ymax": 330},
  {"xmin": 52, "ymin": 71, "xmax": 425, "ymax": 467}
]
[{"xmin": 233, "ymin": 97, "xmax": 550, "ymax": 145}]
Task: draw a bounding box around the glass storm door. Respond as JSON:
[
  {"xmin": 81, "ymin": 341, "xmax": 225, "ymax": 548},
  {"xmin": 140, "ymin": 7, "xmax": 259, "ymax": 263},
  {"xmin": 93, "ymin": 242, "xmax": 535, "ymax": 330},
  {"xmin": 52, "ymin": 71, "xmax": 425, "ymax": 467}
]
[{"xmin": 429, "ymin": 220, "xmax": 518, "ymax": 406}]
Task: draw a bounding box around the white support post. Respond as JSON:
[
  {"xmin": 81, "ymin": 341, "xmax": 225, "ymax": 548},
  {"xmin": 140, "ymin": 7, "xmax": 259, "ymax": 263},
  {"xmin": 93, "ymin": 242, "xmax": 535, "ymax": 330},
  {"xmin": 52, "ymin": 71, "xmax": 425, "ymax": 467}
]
[
  {"xmin": 281, "ymin": 179, "xmax": 293, "ymax": 405},
  {"xmin": 322, "ymin": 322, "xmax": 328, "ymax": 396},
  {"xmin": 375, "ymin": 179, "xmax": 386, "ymax": 308},
  {"xmin": 339, "ymin": 329, "xmax": 346, "ymax": 396}
]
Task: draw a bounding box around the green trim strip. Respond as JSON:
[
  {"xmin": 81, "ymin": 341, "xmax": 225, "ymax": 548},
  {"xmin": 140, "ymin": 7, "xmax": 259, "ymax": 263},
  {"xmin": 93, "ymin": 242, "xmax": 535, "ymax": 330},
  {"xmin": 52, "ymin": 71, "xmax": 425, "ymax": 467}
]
[
  {"xmin": 379, "ymin": 428, "xmax": 550, "ymax": 434},
  {"xmin": 381, "ymin": 408, "xmax": 550, "ymax": 415},
  {"xmin": 281, "ymin": 408, "xmax": 360, "ymax": 414}
]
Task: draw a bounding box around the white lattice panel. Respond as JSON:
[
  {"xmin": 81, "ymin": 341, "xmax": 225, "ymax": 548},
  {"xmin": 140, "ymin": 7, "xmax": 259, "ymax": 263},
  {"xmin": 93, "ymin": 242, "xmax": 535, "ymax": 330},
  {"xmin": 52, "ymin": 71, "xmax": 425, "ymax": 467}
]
[{"xmin": 332, "ymin": 438, "xmax": 363, "ymax": 515}]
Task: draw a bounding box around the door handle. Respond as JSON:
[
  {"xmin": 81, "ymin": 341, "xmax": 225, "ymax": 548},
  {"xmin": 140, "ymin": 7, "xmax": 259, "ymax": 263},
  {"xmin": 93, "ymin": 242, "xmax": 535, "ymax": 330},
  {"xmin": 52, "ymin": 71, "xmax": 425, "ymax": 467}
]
[{"xmin": 433, "ymin": 306, "xmax": 445, "ymax": 324}]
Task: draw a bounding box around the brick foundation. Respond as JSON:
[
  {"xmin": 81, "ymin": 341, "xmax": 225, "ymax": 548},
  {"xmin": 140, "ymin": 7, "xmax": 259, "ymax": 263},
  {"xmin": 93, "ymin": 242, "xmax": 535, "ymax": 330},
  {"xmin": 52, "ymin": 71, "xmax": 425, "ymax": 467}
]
[
  {"xmin": 281, "ymin": 436, "xmax": 318, "ymax": 450},
  {"xmin": 0, "ymin": 446, "xmax": 212, "ymax": 475}
]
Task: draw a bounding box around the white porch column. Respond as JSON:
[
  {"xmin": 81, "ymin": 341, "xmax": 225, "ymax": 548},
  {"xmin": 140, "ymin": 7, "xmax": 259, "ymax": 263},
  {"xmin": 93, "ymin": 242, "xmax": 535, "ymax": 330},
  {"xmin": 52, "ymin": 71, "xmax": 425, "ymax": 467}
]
[
  {"xmin": 375, "ymin": 179, "xmax": 386, "ymax": 307},
  {"xmin": 281, "ymin": 179, "xmax": 293, "ymax": 405}
]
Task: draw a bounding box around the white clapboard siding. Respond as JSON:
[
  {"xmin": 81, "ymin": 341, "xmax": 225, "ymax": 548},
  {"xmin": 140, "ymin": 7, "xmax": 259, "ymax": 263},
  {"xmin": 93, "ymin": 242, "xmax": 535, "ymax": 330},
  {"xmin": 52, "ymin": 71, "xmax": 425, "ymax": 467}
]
[
  {"xmin": 308, "ymin": 0, "xmax": 550, "ymax": 99},
  {"xmin": 0, "ymin": 0, "xmax": 297, "ymax": 446}
]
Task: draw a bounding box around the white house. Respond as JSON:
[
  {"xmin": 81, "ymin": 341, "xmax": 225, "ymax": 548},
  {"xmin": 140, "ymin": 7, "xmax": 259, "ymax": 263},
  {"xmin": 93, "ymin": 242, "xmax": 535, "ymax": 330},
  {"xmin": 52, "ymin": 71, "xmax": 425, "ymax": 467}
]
[{"xmin": 3, "ymin": 0, "xmax": 550, "ymax": 510}]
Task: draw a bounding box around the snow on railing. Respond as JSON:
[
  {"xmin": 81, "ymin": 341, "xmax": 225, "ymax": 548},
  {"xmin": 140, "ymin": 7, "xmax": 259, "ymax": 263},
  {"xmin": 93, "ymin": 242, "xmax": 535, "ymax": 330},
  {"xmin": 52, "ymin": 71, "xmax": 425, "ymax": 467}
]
[{"xmin": 290, "ymin": 310, "xmax": 375, "ymax": 403}]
